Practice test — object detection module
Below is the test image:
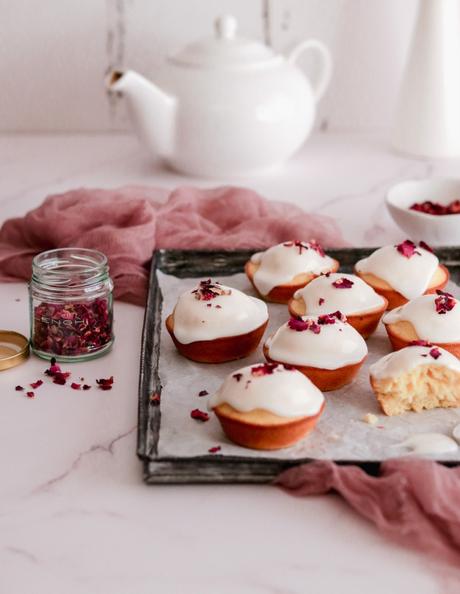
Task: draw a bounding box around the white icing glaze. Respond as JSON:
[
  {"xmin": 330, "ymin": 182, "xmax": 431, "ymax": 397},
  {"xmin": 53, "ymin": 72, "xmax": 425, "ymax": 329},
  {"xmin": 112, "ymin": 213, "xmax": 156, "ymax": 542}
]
[
  {"xmin": 370, "ymin": 345, "xmax": 460, "ymax": 380},
  {"xmin": 452, "ymin": 424, "xmax": 460, "ymax": 443},
  {"xmin": 294, "ymin": 273, "xmax": 385, "ymax": 315},
  {"xmin": 265, "ymin": 315, "xmax": 368, "ymax": 370},
  {"xmin": 398, "ymin": 433, "xmax": 458, "ymax": 455},
  {"xmin": 251, "ymin": 241, "xmax": 336, "ymax": 296},
  {"xmin": 172, "ymin": 281, "xmax": 268, "ymax": 344},
  {"xmin": 383, "ymin": 294, "xmax": 460, "ymax": 342},
  {"xmin": 209, "ymin": 363, "xmax": 324, "ymax": 418},
  {"xmin": 355, "ymin": 244, "xmax": 439, "ymax": 299}
]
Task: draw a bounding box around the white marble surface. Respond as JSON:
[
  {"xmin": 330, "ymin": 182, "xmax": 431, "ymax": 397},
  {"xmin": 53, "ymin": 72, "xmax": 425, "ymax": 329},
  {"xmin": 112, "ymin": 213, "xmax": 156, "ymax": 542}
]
[{"xmin": 1, "ymin": 132, "xmax": 460, "ymax": 593}]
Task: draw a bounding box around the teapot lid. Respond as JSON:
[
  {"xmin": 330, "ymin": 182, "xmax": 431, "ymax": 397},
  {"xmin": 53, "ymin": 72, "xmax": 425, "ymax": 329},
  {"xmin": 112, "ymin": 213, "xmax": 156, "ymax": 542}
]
[{"xmin": 169, "ymin": 15, "xmax": 280, "ymax": 68}]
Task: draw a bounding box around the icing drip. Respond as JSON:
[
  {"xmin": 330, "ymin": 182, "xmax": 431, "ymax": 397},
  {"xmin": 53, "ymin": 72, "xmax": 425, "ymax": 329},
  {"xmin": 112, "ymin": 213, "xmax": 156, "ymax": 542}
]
[
  {"xmin": 355, "ymin": 243, "xmax": 439, "ymax": 299},
  {"xmin": 266, "ymin": 315, "xmax": 368, "ymax": 370},
  {"xmin": 250, "ymin": 241, "xmax": 336, "ymax": 296},
  {"xmin": 209, "ymin": 363, "xmax": 324, "ymax": 417},
  {"xmin": 294, "ymin": 273, "xmax": 385, "ymax": 315},
  {"xmin": 370, "ymin": 345, "xmax": 460, "ymax": 380},
  {"xmin": 173, "ymin": 281, "xmax": 268, "ymax": 344},
  {"xmin": 383, "ymin": 294, "xmax": 460, "ymax": 342},
  {"xmin": 397, "ymin": 433, "xmax": 458, "ymax": 455}
]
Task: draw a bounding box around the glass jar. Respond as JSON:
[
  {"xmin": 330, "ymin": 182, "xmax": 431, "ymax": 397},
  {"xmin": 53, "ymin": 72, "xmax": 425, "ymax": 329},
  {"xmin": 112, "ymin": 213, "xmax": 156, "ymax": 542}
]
[{"xmin": 29, "ymin": 248, "xmax": 114, "ymax": 361}]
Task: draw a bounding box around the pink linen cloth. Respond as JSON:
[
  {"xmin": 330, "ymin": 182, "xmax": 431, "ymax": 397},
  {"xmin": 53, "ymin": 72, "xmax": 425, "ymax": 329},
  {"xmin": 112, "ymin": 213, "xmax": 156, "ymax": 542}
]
[
  {"xmin": 276, "ymin": 458, "xmax": 460, "ymax": 566},
  {"xmin": 0, "ymin": 185, "xmax": 346, "ymax": 305},
  {"xmin": 0, "ymin": 184, "xmax": 459, "ymax": 566}
]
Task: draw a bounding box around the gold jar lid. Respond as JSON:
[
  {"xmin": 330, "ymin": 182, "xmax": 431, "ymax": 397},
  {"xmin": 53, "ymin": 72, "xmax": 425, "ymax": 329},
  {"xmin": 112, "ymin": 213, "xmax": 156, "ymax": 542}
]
[{"xmin": 0, "ymin": 330, "xmax": 30, "ymax": 371}]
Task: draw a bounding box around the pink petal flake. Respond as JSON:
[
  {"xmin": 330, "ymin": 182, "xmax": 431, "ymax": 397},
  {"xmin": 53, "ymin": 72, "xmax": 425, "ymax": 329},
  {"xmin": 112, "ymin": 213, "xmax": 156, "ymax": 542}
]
[
  {"xmin": 435, "ymin": 291, "xmax": 456, "ymax": 314},
  {"xmin": 251, "ymin": 363, "xmax": 278, "ymax": 377},
  {"xmin": 396, "ymin": 239, "xmax": 420, "ymax": 258},
  {"xmin": 192, "ymin": 279, "xmax": 230, "ymax": 301},
  {"xmin": 419, "ymin": 240, "xmax": 434, "ymax": 253},
  {"xmin": 332, "ymin": 277, "xmax": 354, "ymax": 289},
  {"xmin": 208, "ymin": 446, "xmax": 221, "ymax": 454},
  {"xmin": 96, "ymin": 376, "xmax": 114, "ymax": 390},
  {"xmin": 191, "ymin": 409, "xmax": 209, "ymax": 422},
  {"xmin": 308, "ymin": 239, "xmax": 325, "ymax": 257},
  {"xmin": 409, "ymin": 340, "xmax": 432, "ymax": 347},
  {"xmin": 429, "ymin": 347, "xmax": 442, "ymax": 360}
]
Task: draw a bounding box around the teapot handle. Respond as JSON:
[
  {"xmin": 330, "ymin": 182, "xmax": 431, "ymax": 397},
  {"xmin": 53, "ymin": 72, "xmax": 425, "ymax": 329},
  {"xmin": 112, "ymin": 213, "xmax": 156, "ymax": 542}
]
[{"xmin": 288, "ymin": 39, "xmax": 332, "ymax": 102}]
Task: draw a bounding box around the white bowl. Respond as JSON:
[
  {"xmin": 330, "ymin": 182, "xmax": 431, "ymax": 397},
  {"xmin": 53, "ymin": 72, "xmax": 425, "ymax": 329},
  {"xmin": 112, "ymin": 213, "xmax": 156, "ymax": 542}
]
[{"xmin": 386, "ymin": 178, "xmax": 460, "ymax": 246}]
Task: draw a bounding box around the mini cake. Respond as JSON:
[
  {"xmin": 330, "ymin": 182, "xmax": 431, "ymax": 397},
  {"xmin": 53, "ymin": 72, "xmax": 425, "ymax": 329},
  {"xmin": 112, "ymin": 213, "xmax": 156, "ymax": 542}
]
[
  {"xmin": 288, "ymin": 273, "xmax": 387, "ymax": 338},
  {"xmin": 354, "ymin": 240, "xmax": 449, "ymax": 310},
  {"xmin": 165, "ymin": 279, "xmax": 268, "ymax": 363},
  {"xmin": 245, "ymin": 240, "xmax": 339, "ymax": 304},
  {"xmin": 382, "ymin": 290, "xmax": 460, "ymax": 357},
  {"xmin": 370, "ymin": 344, "xmax": 460, "ymax": 415},
  {"xmin": 263, "ymin": 312, "xmax": 368, "ymax": 391},
  {"xmin": 208, "ymin": 362, "xmax": 325, "ymax": 450}
]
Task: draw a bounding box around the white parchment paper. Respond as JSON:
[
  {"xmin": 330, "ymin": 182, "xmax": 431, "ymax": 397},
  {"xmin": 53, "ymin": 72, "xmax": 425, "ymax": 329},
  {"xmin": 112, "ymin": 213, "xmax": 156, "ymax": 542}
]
[{"xmin": 157, "ymin": 271, "xmax": 460, "ymax": 461}]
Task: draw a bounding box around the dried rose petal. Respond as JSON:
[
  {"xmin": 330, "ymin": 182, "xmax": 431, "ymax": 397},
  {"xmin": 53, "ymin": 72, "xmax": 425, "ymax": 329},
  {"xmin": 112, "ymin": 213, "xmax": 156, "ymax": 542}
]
[
  {"xmin": 288, "ymin": 317, "xmax": 311, "ymax": 332},
  {"xmin": 318, "ymin": 297, "xmax": 325, "ymax": 306},
  {"xmin": 15, "ymin": 385, "xmax": 24, "ymax": 391},
  {"xmin": 419, "ymin": 241, "xmax": 434, "ymax": 253},
  {"xmin": 429, "ymin": 347, "xmax": 441, "ymax": 360},
  {"xmin": 82, "ymin": 384, "xmax": 91, "ymax": 391},
  {"xmin": 208, "ymin": 445, "xmax": 221, "ymax": 454},
  {"xmin": 435, "ymin": 292, "xmax": 456, "ymax": 314},
  {"xmin": 308, "ymin": 239, "xmax": 326, "ymax": 257},
  {"xmin": 233, "ymin": 373, "xmax": 243, "ymax": 382},
  {"xmin": 192, "ymin": 279, "xmax": 230, "ymax": 301},
  {"xmin": 53, "ymin": 371, "xmax": 70, "ymax": 385},
  {"xmin": 436, "ymin": 289, "xmax": 454, "ymax": 298},
  {"xmin": 45, "ymin": 357, "xmax": 62, "ymax": 376},
  {"xmin": 331, "ymin": 310, "xmax": 347, "ymax": 322},
  {"xmin": 332, "ymin": 277, "xmax": 354, "ymax": 289},
  {"xmin": 396, "ymin": 240, "xmax": 420, "ymax": 258},
  {"xmin": 190, "ymin": 409, "xmax": 209, "ymax": 422},
  {"xmin": 96, "ymin": 376, "xmax": 114, "ymax": 390},
  {"xmin": 198, "ymin": 390, "xmax": 208, "ymax": 397},
  {"xmin": 409, "ymin": 340, "xmax": 432, "ymax": 347},
  {"xmin": 410, "ymin": 199, "xmax": 460, "ymax": 215},
  {"xmin": 30, "ymin": 380, "xmax": 43, "ymax": 389},
  {"xmin": 26, "ymin": 391, "xmax": 35, "ymax": 398},
  {"xmin": 251, "ymin": 363, "xmax": 278, "ymax": 376},
  {"xmin": 283, "ymin": 240, "xmax": 310, "ymax": 255},
  {"xmin": 71, "ymin": 382, "xmax": 81, "ymax": 390},
  {"xmin": 317, "ymin": 314, "xmax": 337, "ymax": 325}
]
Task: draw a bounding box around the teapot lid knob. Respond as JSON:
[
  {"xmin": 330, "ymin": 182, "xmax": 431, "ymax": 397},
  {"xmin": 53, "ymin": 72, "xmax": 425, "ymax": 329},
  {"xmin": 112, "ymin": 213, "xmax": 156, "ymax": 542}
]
[{"xmin": 215, "ymin": 15, "xmax": 238, "ymax": 40}]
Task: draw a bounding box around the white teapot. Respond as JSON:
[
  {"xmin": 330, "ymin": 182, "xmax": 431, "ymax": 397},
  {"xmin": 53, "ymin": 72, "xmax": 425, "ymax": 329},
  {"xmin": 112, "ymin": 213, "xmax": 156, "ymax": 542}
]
[{"xmin": 107, "ymin": 15, "xmax": 332, "ymax": 177}]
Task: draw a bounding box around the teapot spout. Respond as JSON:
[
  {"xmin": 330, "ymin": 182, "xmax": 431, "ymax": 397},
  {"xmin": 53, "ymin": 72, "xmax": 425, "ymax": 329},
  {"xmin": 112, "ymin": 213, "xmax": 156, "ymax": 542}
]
[{"xmin": 106, "ymin": 70, "xmax": 176, "ymax": 159}]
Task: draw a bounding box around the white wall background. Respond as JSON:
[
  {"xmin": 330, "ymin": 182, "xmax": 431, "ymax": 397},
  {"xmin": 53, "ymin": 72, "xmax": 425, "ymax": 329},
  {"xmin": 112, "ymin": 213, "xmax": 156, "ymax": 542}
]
[{"xmin": 0, "ymin": 0, "xmax": 418, "ymax": 133}]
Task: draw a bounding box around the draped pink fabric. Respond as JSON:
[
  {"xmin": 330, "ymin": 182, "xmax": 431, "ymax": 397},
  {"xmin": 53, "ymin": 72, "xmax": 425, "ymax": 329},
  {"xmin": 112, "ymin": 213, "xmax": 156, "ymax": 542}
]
[
  {"xmin": 276, "ymin": 458, "xmax": 460, "ymax": 565},
  {"xmin": 0, "ymin": 185, "xmax": 347, "ymax": 305}
]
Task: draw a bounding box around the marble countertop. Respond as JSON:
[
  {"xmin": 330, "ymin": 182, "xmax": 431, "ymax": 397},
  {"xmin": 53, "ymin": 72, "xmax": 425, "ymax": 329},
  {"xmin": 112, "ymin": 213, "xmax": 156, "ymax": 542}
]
[{"xmin": 1, "ymin": 132, "xmax": 459, "ymax": 594}]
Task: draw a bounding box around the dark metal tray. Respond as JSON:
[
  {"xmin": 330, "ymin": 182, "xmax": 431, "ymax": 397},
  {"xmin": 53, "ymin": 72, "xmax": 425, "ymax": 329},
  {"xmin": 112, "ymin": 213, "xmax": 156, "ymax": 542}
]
[{"xmin": 137, "ymin": 247, "xmax": 460, "ymax": 484}]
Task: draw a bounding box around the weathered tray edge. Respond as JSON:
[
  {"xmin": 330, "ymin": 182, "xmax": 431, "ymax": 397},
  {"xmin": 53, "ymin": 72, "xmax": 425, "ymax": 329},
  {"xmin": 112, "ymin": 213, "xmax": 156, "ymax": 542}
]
[{"xmin": 137, "ymin": 247, "xmax": 460, "ymax": 484}]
